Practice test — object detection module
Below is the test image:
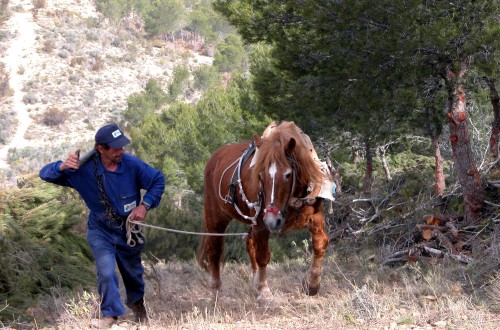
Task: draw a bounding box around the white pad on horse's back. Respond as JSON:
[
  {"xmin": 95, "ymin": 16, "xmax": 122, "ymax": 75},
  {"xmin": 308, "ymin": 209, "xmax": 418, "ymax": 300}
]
[{"xmin": 318, "ymin": 177, "xmax": 336, "ymax": 201}]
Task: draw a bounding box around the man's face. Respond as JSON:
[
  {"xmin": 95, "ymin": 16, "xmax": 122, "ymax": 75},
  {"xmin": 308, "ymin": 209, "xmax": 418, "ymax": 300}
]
[{"xmin": 98, "ymin": 145, "xmax": 124, "ymax": 164}]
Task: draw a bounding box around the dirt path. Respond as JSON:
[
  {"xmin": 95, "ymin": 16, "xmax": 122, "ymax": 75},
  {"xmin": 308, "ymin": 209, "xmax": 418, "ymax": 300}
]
[{"xmin": 0, "ymin": 4, "xmax": 38, "ymax": 169}]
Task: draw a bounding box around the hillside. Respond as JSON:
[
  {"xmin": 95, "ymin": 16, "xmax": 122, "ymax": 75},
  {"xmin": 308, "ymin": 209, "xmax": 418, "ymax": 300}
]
[{"xmin": 0, "ymin": 0, "xmax": 211, "ymax": 181}]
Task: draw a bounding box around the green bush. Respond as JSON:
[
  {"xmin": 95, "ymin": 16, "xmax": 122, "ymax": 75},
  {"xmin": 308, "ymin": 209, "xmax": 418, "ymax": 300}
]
[
  {"xmin": 0, "ymin": 179, "xmax": 95, "ymax": 322},
  {"xmin": 0, "ymin": 109, "xmax": 15, "ymax": 144},
  {"xmin": 42, "ymin": 107, "xmax": 68, "ymax": 126},
  {"xmin": 193, "ymin": 65, "xmax": 221, "ymax": 91},
  {"xmin": 213, "ymin": 34, "xmax": 247, "ymax": 73},
  {"xmin": 0, "ymin": 62, "xmax": 10, "ymax": 97},
  {"xmin": 22, "ymin": 92, "xmax": 38, "ymax": 104},
  {"xmin": 169, "ymin": 64, "xmax": 190, "ymax": 100},
  {"xmin": 123, "ymin": 79, "xmax": 169, "ymax": 125}
]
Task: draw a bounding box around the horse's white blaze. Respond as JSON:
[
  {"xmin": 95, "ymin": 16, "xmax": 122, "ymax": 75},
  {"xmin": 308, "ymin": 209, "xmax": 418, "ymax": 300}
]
[
  {"xmin": 269, "ymin": 162, "xmax": 277, "ymax": 205},
  {"xmin": 269, "ymin": 162, "xmax": 277, "ymax": 177}
]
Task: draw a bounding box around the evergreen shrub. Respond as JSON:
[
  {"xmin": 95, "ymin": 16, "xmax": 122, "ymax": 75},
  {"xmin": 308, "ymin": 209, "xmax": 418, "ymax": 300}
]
[{"xmin": 0, "ymin": 179, "xmax": 94, "ymax": 322}]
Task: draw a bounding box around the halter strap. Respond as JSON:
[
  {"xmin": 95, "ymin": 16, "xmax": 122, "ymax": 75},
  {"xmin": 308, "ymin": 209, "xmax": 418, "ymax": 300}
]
[{"xmin": 264, "ymin": 159, "xmax": 296, "ymax": 216}]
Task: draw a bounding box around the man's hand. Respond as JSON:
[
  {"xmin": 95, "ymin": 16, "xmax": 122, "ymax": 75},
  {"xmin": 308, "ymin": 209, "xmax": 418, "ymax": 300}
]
[
  {"xmin": 59, "ymin": 149, "xmax": 80, "ymax": 171},
  {"xmin": 130, "ymin": 204, "xmax": 148, "ymax": 222}
]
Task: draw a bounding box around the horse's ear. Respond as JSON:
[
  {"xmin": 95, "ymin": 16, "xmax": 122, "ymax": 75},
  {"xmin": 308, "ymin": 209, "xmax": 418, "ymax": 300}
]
[
  {"xmin": 254, "ymin": 133, "xmax": 263, "ymax": 147},
  {"xmin": 286, "ymin": 137, "xmax": 296, "ymax": 153}
]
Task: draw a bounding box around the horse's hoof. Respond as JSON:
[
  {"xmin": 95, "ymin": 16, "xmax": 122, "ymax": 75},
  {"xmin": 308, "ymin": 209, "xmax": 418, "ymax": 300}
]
[
  {"xmin": 208, "ymin": 277, "xmax": 222, "ymax": 290},
  {"xmin": 301, "ymin": 277, "xmax": 320, "ymax": 296},
  {"xmin": 256, "ymin": 287, "xmax": 273, "ymax": 303}
]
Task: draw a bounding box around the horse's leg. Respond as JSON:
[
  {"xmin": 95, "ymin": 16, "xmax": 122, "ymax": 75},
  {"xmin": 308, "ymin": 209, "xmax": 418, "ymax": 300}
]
[
  {"xmin": 246, "ymin": 225, "xmax": 272, "ymax": 301},
  {"xmin": 303, "ymin": 202, "xmax": 329, "ymax": 295},
  {"xmin": 196, "ymin": 207, "xmax": 231, "ymax": 290}
]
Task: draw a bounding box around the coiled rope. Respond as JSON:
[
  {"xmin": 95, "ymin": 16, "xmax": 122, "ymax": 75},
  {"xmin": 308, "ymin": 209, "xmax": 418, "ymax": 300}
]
[{"xmin": 125, "ymin": 216, "xmax": 249, "ymax": 247}]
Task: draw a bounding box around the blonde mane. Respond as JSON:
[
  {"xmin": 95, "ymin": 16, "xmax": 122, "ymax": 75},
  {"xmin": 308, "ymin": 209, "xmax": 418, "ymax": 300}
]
[{"xmin": 251, "ymin": 121, "xmax": 325, "ymax": 189}]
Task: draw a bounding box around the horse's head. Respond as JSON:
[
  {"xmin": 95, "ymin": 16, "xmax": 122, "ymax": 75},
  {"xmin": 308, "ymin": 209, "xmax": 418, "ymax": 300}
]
[
  {"xmin": 252, "ymin": 132, "xmax": 297, "ymax": 232},
  {"xmin": 251, "ymin": 121, "xmax": 327, "ymax": 232}
]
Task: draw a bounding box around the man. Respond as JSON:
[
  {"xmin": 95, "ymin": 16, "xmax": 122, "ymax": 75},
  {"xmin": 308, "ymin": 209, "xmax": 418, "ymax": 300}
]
[{"xmin": 39, "ymin": 123, "xmax": 165, "ymax": 328}]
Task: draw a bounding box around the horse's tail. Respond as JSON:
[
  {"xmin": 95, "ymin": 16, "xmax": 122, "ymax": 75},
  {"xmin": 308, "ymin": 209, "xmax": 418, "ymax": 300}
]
[{"xmin": 196, "ymin": 225, "xmax": 210, "ymax": 271}]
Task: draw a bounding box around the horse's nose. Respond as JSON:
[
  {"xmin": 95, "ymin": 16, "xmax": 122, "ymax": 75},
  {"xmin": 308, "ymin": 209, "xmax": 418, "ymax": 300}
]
[{"xmin": 263, "ymin": 209, "xmax": 284, "ymax": 231}]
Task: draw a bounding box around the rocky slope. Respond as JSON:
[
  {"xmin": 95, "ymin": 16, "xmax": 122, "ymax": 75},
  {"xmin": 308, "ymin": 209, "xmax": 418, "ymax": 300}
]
[{"xmin": 0, "ymin": 0, "xmax": 211, "ymax": 173}]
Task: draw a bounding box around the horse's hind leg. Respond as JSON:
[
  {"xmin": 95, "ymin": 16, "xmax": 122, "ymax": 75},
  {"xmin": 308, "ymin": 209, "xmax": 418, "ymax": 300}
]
[
  {"xmin": 246, "ymin": 225, "xmax": 272, "ymax": 301},
  {"xmin": 303, "ymin": 203, "xmax": 329, "ymax": 295},
  {"xmin": 196, "ymin": 210, "xmax": 231, "ymax": 290}
]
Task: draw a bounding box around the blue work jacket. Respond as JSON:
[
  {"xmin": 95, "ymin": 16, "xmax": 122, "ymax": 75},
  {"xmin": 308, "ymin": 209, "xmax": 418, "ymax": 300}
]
[{"xmin": 39, "ymin": 154, "xmax": 165, "ymax": 229}]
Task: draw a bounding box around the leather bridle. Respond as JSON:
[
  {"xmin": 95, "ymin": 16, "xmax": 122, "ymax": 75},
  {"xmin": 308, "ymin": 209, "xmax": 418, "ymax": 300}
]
[{"xmin": 263, "ymin": 156, "xmax": 297, "ymax": 218}]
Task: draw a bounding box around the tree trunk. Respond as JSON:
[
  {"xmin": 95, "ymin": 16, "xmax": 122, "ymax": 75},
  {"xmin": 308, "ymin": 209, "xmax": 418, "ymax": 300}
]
[
  {"xmin": 379, "ymin": 145, "xmax": 392, "ymax": 181},
  {"xmin": 423, "ymin": 79, "xmax": 446, "ymax": 211},
  {"xmin": 485, "ymin": 77, "xmax": 500, "ymax": 160},
  {"xmin": 431, "ymin": 134, "xmax": 445, "ymax": 197},
  {"xmin": 177, "ymin": 194, "xmax": 182, "ymax": 210},
  {"xmin": 445, "ymin": 63, "xmax": 484, "ymax": 224},
  {"xmin": 363, "ymin": 137, "xmax": 373, "ymax": 195}
]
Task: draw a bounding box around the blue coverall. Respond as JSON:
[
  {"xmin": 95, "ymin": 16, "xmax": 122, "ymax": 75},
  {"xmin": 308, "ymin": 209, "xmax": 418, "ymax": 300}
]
[{"xmin": 39, "ymin": 153, "xmax": 165, "ymax": 317}]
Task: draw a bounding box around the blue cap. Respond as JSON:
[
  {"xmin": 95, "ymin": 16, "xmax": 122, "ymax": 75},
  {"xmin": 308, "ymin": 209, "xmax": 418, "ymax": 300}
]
[{"xmin": 95, "ymin": 123, "xmax": 130, "ymax": 149}]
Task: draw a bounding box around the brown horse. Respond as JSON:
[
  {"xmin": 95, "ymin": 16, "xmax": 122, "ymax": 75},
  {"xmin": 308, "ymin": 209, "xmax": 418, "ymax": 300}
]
[{"xmin": 197, "ymin": 121, "xmax": 331, "ymax": 301}]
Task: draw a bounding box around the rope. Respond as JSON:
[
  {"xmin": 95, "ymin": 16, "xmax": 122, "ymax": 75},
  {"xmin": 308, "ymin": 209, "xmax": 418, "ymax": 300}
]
[
  {"xmin": 126, "ymin": 215, "xmax": 145, "ymax": 247},
  {"xmin": 125, "ymin": 216, "xmax": 249, "ymax": 246}
]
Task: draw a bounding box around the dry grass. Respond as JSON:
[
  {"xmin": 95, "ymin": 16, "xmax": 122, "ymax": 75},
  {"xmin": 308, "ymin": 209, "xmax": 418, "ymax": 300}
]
[{"xmin": 16, "ymin": 246, "xmax": 499, "ymax": 330}]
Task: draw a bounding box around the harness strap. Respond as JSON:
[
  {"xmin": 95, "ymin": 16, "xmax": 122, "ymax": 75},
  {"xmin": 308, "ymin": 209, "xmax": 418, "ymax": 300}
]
[
  {"xmin": 228, "ymin": 142, "xmax": 256, "ymax": 206},
  {"xmin": 218, "ymin": 142, "xmax": 261, "ymax": 225}
]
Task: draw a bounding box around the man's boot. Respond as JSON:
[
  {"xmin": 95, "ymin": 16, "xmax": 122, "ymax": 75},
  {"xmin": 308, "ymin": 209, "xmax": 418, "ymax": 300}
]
[
  {"xmin": 127, "ymin": 298, "xmax": 148, "ymax": 323},
  {"xmin": 90, "ymin": 316, "xmax": 117, "ymax": 329}
]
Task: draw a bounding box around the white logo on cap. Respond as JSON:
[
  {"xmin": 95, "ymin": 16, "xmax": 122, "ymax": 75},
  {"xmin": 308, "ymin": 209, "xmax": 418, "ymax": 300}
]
[{"xmin": 112, "ymin": 129, "xmax": 122, "ymax": 138}]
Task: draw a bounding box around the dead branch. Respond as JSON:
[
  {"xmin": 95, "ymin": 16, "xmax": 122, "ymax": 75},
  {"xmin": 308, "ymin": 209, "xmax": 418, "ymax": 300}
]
[
  {"xmin": 433, "ymin": 229, "xmax": 457, "ymax": 254},
  {"xmin": 351, "ymin": 188, "xmax": 401, "ymax": 224},
  {"xmin": 368, "ymin": 223, "xmax": 406, "ymax": 236},
  {"xmin": 421, "ymin": 246, "xmax": 473, "ymax": 264},
  {"xmin": 416, "ymin": 224, "xmax": 449, "ymax": 232},
  {"xmin": 445, "ymin": 221, "xmax": 459, "ymax": 238},
  {"xmin": 484, "ymin": 199, "xmax": 500, "ymax": 207},
  {"xmin": 382, "ymin": 249, "xmax": 410, "ymax": 266},
  {"xmin": 487, "ymin": 180, "xmax": 500, "ymax": 188}
]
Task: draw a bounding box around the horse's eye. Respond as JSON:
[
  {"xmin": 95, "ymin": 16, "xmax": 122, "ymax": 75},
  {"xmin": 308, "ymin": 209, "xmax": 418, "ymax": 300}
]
[{"xmin": 284, "ymin": 173, "xmax": 291, "ymax": 180}]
